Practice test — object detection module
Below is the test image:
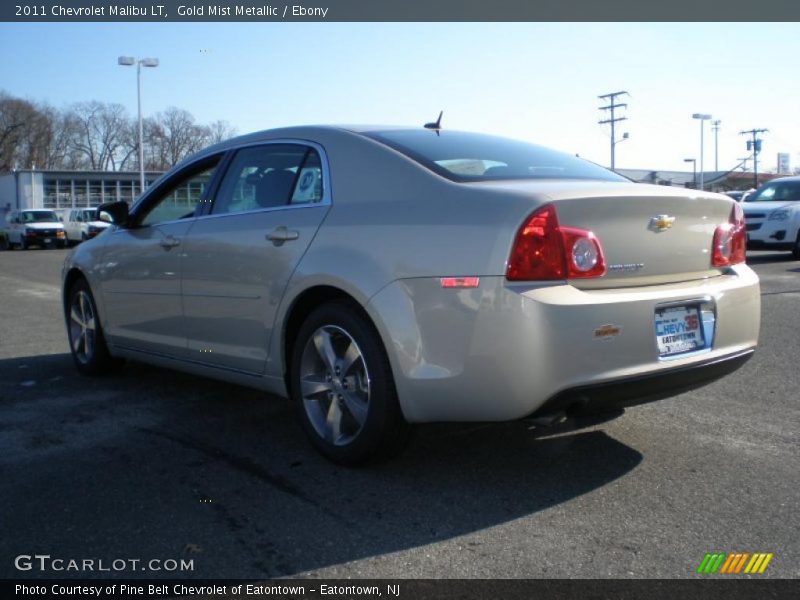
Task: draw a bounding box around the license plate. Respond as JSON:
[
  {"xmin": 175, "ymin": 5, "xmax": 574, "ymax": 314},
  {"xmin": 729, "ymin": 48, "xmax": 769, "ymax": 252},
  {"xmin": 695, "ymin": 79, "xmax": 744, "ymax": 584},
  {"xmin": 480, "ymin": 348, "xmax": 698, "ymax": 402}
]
[
  {"xmin": 44, "ymin": 238, "xmax": 52, "ymax": 243},
  {"xmin": 654, "ymin": 305, "xmax": 706, "ymax": 357}
]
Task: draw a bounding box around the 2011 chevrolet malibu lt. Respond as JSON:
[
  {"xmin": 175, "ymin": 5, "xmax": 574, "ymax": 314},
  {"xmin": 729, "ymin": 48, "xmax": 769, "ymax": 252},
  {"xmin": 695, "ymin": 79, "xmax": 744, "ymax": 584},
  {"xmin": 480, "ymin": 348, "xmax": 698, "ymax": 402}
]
[{"xmin": 62, "ymin": 126, "xmax": 760, "ymax": 464}]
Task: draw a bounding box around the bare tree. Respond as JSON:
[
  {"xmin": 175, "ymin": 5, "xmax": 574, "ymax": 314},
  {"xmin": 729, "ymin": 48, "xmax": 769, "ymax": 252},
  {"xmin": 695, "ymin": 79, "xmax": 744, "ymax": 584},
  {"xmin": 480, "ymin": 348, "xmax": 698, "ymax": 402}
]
[
  {"xmin": 204, "ymin": 119, "xmax": 238, "ymax": 145},
  {"xmin": 0, "ymin": 90, "xmax": 238, "ymax": 172},
  {"xmin": 65, "ymin": 101, "xmax": 132, "ymax": 170},
  {"xmin": 0, "ymin": 92, "xmax": 55, "ymax": 171},
  {"xmin": 146, "ymin": 106, "xmax": 209, "ymax": 169}
]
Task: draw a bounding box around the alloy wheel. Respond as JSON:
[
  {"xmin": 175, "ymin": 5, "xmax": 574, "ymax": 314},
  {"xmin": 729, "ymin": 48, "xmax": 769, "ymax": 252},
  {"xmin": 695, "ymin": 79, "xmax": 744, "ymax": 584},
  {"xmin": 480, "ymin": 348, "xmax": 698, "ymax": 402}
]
[
  {"xmin": 299, "ymin": 325, "xmax": 370, "ymax": 446},
  {"xmin": 69, "ymin": 290, "xmax": 96, "ymax": 364}
]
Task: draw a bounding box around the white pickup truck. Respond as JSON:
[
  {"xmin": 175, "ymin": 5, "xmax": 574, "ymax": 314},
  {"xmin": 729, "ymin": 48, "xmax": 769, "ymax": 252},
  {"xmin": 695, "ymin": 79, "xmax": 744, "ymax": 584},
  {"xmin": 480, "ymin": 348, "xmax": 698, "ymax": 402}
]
[
  {"xmin": 5, "ymin": 209, "xmax": 66, "ymax": 249},
  {"xmin": 63, "ymin": 208, "xmax": 110, "ymax": 244}
]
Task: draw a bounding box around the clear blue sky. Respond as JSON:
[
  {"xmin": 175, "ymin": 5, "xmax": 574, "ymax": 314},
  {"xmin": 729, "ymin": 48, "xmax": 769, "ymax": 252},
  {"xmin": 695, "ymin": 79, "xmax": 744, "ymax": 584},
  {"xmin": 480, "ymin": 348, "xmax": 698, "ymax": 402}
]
[{"xmin": 1, "ymin": 22, "xmax": 798, "ymax": 173}]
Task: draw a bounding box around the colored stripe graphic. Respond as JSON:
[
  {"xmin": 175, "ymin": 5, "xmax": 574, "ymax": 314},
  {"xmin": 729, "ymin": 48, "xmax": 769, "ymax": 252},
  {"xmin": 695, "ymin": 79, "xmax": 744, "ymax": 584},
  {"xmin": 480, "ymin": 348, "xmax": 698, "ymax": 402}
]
[
  {"xmin": 697, "ymin": 553, "xmax": 726, "ymax": 574},
  {"xmin": 698, "ymin": 552, "xmax": 773, "ymax": 575},
  {"xmin": 733, "ymin": 553, "xmax": 750, "ymax": 574},
  {"xmin": 744, "ymin": 553, "xmax": 774, "ymax": 574}
]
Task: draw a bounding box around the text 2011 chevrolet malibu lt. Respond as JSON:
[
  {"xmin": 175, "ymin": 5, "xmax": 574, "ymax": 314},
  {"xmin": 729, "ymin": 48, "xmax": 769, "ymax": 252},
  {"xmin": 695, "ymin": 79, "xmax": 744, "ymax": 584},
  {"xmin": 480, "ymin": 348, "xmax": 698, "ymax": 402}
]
[{"xmin": 62, "ymin": 126, "xmax": 760, "ymax": 464}]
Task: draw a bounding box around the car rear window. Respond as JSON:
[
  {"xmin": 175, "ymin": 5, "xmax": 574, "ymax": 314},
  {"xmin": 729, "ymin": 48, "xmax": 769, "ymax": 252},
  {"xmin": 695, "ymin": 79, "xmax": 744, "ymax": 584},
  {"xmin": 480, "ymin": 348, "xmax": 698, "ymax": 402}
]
[{"xmin": 363, "ymin": 129, "xmax": 626, "ymax": 183}]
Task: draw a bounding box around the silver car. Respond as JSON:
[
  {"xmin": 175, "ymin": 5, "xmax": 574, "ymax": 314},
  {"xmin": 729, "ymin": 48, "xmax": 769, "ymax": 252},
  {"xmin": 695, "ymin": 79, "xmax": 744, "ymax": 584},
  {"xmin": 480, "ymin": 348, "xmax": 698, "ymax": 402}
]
[{"xmin": 62, "ymin": 126, "xmax": 760, "ymax": 464}]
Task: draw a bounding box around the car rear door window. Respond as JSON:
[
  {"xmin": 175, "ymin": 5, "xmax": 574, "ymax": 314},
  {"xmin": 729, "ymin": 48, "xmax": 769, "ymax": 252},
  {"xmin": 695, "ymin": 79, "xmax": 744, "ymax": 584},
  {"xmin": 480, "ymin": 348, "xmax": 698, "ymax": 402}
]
[{"xmin": 211, "ymin": 144, "xmax": 323, "ymax": 216}]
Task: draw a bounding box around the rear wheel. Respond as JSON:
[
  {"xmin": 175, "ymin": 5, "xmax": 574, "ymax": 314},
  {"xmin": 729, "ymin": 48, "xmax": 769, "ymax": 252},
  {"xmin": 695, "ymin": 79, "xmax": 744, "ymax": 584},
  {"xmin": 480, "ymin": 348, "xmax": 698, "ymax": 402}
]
[
  {"xmin": 19, "ymin": 237, "xmax": 28, "ymax": 250},
  {"xmin": 66, "ymin": 278, "xmax": 123, "ymax": 375},
  {"xmin": 290, "ymin": 301, "xmax": 411, "ymax": 465}
]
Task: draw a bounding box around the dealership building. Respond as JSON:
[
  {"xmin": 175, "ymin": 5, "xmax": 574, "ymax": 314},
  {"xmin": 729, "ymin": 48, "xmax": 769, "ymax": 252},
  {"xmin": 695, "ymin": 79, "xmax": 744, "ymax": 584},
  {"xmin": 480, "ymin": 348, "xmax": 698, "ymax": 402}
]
[{"xmin": 0, "ymin": 169, "xmax": 163, "ymax": 227}]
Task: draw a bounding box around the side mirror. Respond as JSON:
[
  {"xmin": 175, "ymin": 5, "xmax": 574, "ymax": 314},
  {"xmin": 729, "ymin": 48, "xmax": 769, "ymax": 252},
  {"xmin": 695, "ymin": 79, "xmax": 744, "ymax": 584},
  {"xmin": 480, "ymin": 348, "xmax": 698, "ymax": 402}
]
[{"xmin": 97, "ymin": 201, "xmax": 129, "ymax": 226}]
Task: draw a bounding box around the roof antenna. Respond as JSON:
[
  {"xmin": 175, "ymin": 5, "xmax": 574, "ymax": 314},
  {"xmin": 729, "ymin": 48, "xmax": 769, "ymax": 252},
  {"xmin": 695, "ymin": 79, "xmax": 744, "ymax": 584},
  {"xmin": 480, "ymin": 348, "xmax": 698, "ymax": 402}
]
[{"xmin": 424, "ymin": 111, "xmax": 443, "ymax": 135}]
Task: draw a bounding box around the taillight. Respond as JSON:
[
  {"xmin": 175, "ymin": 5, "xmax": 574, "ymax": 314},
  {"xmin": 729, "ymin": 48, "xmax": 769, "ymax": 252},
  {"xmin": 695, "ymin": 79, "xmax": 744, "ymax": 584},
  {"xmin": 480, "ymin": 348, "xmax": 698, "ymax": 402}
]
[
  {"xmin": 711, "ymin": 203, "xmax": 746, "ymax": 267},
  {"xmin": 506, "ymin": 204, "xmax": 606, "ymax": 281}
]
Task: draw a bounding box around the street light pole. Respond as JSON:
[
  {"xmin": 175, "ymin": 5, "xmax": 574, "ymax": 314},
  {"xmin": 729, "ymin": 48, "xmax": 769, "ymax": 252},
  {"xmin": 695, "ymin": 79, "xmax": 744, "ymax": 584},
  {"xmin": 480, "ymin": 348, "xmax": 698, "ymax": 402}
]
[
  {"xmin": 118, "ymin": 56, "xmax": 159, "ymax": 194},
  {"xmin": 136, "ymin": 60, "xmax": 144, "ymax": 192},
  {"xmin": 711, "ymin": 120, "xmax": 721, "ymax": 172},
  {"xmin": 692, "ymin": 113, "xmax": 711, "ymax": 190}
]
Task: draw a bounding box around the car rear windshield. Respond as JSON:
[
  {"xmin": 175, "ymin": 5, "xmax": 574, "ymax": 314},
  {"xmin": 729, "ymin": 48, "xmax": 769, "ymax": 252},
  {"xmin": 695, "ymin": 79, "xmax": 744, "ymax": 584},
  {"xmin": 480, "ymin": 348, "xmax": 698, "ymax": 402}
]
[
  {"xmin": 745, "ymin": 181, "xmax": 800, "ymax": 202},
  {"xmin": 363, "ymin": 129, "xmax": 626, "ymax": 183}
]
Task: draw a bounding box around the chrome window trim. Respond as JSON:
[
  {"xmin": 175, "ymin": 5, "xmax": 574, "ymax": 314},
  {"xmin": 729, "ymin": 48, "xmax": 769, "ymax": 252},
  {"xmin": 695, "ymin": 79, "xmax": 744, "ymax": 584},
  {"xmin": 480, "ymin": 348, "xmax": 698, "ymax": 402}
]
[{"xmin": 198, "ymin": 138, "xmax": 332, "ymax": 222}]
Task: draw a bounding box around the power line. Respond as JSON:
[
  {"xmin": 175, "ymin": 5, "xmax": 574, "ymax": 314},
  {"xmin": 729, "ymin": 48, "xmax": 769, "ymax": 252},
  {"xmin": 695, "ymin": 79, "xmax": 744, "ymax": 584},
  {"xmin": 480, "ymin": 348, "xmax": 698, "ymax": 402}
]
[{"xmin": 598, "ymin": 91, "xmax": 628, "ymax": 171}]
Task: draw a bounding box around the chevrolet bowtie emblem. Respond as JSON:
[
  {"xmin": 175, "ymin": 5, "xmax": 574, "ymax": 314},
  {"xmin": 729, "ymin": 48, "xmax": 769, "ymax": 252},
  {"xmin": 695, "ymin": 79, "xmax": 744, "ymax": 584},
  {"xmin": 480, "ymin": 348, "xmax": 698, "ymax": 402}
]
[{"xmin": 650, "ymin": 215, "xmax": 676, "ymax": 231}]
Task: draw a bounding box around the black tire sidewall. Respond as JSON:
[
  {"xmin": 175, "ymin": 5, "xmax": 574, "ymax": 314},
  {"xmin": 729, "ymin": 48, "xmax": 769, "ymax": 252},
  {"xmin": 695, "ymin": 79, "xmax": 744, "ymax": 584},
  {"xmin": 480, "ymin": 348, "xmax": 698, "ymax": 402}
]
[
  {"xmin": 66, "ymin": 279, "xmax": 117, "ymax": 375},
  {"xmin": 289, "ymin": 302, "xmax": 405, "ymax": 465}
]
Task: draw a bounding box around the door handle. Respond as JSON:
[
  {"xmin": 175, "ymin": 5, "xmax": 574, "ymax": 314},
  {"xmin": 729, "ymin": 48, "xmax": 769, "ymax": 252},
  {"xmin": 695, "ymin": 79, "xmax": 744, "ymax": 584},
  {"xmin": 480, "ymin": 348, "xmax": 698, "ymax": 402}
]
[
  {"xmin": 160, "ymin": 235, "xmax": 181, "ymax": 249},
  {"xmin": 266, "ymin": 226, "xmax": 300, "ymax": 245}
]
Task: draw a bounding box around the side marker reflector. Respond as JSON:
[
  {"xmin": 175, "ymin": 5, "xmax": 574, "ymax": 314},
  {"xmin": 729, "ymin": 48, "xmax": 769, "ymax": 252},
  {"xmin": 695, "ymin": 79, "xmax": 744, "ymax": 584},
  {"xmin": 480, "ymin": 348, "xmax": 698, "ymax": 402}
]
[{"xmin": 440, "ymin": 277, "xmax": 480, "ymax": 288}]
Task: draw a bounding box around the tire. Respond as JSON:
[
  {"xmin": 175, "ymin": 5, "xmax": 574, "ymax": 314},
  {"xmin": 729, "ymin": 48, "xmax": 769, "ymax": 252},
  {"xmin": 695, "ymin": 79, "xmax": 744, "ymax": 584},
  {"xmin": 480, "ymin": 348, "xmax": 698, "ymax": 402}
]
[
  {"xmin": 20, "ymin": 237, "xmax": 28, "ymax": 250},
  {"xmin": 81, "ymin": 232, "xmax": 88, "ymax": 243},
  {"xmin": 65, "ymin": 278, "xmax": 123, "ymax": 376},
  {"xmin": 289, "ymin": 301, "xmax": 411, "ymax": 465},
  {"xmin": 792, "ymin": 231, "xmax": 800, "ymax": 260},
  {"xmin": 0, "ymin": 236, "xmax": 8, "ymax": 251}
]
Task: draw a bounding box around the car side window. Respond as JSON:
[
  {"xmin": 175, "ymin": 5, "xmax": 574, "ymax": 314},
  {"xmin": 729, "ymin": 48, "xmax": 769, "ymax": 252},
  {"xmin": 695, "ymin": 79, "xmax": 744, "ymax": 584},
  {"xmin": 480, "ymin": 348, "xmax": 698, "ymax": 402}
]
[
  {"xmin": 138, "ymin": 159, "xmax": 220, "ymax": 227},
  {"xmin": 211, "ymin": 144, "xmax": 323, "ymax": 216}
]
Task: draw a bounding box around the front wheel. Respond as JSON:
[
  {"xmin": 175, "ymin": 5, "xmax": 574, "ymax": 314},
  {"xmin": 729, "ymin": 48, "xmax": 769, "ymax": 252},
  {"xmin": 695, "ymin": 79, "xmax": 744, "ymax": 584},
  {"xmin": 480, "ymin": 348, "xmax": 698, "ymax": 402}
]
[
  {"xmin": 792, "ymin": 231, "xmax": 800, "ymax": 260},
  {"xmin": 290, "ymin": 302, "xmax": 411, "ymax": 465},
  {"xmin": 66, "ymin": 278, "xmax": 123, "ymax": 375}
]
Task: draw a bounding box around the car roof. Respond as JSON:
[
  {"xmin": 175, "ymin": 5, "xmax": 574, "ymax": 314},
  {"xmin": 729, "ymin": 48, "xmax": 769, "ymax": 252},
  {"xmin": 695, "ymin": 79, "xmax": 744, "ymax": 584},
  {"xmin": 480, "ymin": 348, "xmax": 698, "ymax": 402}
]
[{"xmin": 200, "ymin": 124, "xmax": 415, "ymax": 153}]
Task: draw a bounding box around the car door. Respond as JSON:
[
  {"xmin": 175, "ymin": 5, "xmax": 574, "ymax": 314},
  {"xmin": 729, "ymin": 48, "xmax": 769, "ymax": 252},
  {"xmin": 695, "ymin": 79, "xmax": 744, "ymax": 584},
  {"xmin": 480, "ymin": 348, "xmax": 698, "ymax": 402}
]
[
  {"xmin": 98, "ymin": 155, "xmax": 223, "ymax": 358},
  {"xmin": 181, "ymin": 142, "xmax": 331, "ymax": 374}
]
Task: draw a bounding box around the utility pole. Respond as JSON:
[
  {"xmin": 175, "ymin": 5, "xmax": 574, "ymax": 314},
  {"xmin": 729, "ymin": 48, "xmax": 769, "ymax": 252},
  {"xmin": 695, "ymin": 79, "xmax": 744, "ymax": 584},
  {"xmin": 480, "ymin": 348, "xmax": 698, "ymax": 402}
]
[
  {"xmin": 739, "ymin": 128, "xmax": 768, "ymax": 188},
  {"xmin": 711, "ymin": 120, "xmax": 721, "ymax": 171},
  {"xmin": 598, "ymin": 91, "xmax": 628, "ymax": 171}
]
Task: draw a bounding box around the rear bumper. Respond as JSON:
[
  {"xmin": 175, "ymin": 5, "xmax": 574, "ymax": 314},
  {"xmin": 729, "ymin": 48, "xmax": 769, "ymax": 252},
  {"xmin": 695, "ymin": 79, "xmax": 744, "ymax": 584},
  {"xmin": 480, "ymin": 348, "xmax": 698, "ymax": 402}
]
[
  {"xmin": 368, "ymin": 265, "xmax": 760, "ymax": 423},
  {"xmin": 532, "ymin": 348, "xmax": 754, "ymax": 417}
]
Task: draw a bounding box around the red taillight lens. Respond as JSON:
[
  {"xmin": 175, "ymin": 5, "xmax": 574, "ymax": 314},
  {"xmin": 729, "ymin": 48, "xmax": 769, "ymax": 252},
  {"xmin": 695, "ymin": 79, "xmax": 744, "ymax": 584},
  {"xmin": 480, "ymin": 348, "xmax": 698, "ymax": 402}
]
[
  {"xmin": 712, "ymin": 203, "xmax": 746, "ymax": 267},
  {"xmin": 506, "ymin": 204, "xmax": 606, "ymax": 281},
  {"xmin": 560, "ymin": 227, "xmax": 607, "ymax": 278}
]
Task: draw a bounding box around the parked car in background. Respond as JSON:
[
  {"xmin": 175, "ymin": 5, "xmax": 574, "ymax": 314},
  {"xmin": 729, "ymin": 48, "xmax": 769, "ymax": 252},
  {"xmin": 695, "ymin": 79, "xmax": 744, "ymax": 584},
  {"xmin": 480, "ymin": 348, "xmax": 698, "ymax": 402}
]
[
  {"xmin": 6, "ymin": 209, "xmax": 66, "ymax": 249},
  {"xmin": 62, "ymin": 125, "xmax": 760, "ymax": 464},
  {"xmin": 742, "ymin": 175, "xmax": 800, "ymax": 258},
  {"xmin": 64, "ymin": 208, "xmax": 110, "ymax": 245}
]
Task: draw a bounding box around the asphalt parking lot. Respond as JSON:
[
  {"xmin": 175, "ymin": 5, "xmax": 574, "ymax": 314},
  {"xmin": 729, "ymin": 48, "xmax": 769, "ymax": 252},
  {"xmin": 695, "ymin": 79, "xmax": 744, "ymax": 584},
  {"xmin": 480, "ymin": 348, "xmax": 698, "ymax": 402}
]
[{"xmin": 0, "ymin": 247, "xmax": 797, "ymax": 579}]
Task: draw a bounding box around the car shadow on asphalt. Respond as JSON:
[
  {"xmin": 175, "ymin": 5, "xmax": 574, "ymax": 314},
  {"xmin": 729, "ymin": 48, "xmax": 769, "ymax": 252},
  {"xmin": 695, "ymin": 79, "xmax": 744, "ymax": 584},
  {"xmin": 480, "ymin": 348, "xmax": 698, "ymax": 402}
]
[{"xmin": 1, "ymin": 353, "xmax": 642, "ymax": 578}]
